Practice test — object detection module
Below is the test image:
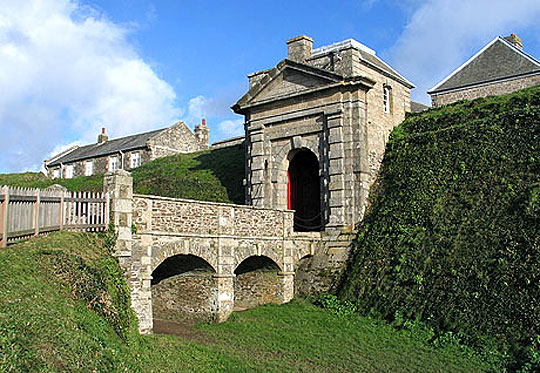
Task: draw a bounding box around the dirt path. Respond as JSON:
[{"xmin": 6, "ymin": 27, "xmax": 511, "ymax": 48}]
[{"xmin": 152, "ymin": 319, "xmax": 216, "ymax": 344}]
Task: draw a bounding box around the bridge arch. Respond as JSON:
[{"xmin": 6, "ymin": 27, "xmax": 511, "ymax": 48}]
[
  {"xmin": 151, "ymin": 240, "xmax": 218, "ymax": 273},
  {"xmin": 234, "ymin": 241, "xmax": 283, "ymax": 273},
  {"xmin": 233, "ymin": 255, "xmax": 282, "ymax": 311},
  {"xmin": 294, "ymin": 254, "xmax": 314, "ymax": 297},
  {"xmin": 151, "ymin": 253, "xmax": 218, "ymax": 324}
]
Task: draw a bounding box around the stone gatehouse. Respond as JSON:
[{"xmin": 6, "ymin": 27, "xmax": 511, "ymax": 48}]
[
  {"xmin": 233, "ymin": 35, "xmax": 413, "ymax": 233},
  {"xmin": 106, "ymin": 35, "xmax": 416, "ymax": 335}
]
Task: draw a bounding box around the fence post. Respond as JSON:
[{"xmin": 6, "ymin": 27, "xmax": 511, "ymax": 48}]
[
  {"xmin": 0, "ymin": 186, "xmax": 8, "ymax": 247},
  {"xmin": 34, "ymin": 188, "xmax": 40, "ymax": 237},
  {"xmin": 59, "ymin": 191, "xmax": 64, "ymax": 231}
]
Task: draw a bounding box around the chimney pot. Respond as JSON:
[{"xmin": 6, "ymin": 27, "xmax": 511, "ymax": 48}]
[
  {"xmin": 202, "ymin": 118, "xmax": 206, "ymax": 126},
  {"xmin": 286, "ymin": 35, "xmax": 313, "ymax": 63},
  {"xmin": 102, "ymin": 127, "xmax": 106, "ymax": 134}
]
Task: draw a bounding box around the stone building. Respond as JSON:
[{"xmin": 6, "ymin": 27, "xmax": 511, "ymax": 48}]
[
  {"xmin": 45, "ymin": 120, "xmax": 209, "ymax": 178},
  {"xmin": 429, "ymin": 34, "xmax": 540, "ymax": 107},
  {"xmin": 233, "ymin": 35, "xmax": 414, "ymax": 235}
]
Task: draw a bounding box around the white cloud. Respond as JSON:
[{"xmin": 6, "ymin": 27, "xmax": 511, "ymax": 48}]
[
  {"xmin": 388, "ymin": 0, "xmax": 540, "ymax": 104},
  {"xmin": 0, "ymin": 0, "xmax": 182, "ymax": 172},
  {"xmin": 185, "ymin": 94, "xmax": 245, "ymax": 141},
  {"xmin": 186, "ymin": 95, "xmax": 209, "ymax": 125},
  {"xmin": 218, "ymin": 119, "xmax": 244, "ymax": 138}
]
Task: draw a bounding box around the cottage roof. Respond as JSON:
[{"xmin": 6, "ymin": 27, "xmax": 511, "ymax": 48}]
[
  {"xmin": 47, "ymin": 127, "xmax": 166, "ymax": 167},
  {"xmin": 410, "ymin": 101, "xmax": 430, "ymax": 113},
  {"xmin": 429, "ymin": 36, "xmax": 540, "ymax": 94}
]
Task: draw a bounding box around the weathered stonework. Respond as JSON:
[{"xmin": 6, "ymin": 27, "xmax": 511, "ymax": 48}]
[
  {"xmin": 108, "ymin": 173, "xmax": 323, "ymax": 334},
  {"xmin": 233, "ymin": 36, "xmax": 413, "ymax": 293},
  {"xmin": 152, "ymin": 273, "xmax": 217, "ymax": 323},
  {"xmin": 431, "ymin": 74, "xmax": 540, "ymax": 107},
  {"xmin": 234, "ymin": 271, "xmax": 282, "ymax": 310}
]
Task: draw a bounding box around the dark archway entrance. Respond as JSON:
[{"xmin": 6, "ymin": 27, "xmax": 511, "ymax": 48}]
[
  {"xmin": 288, "ymin": 150, "xmax": 322, "ymax": 231},
  {"xmin": 151, "ymin": 254, "xmax": 217, "ymax": 324}
]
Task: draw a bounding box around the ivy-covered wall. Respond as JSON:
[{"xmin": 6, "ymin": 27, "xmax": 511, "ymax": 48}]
[{"xmin": 339, "ymin": 86, "xmax": 540, "ymax": 362}]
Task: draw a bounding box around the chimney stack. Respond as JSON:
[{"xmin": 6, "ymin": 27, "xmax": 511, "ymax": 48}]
[
  {"xmin": 286, "ymin": 35, "xmax": 313, "ymax": 63},
  {"xmin": 503, "ymin": 33, "xmax": 523, "ymax": 50},
  {"xmin": 194, "ymin": 118, "xmax": 210, "ymax": 150},
  {"xmin": 98, "ymin": 127, "xmax": 108, "ymax": 143}
]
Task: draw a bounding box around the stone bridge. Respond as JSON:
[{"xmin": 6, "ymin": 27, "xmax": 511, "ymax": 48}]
[{"xmin": 105, "ymin": 171, "xmax": 334, "ymax": 334}]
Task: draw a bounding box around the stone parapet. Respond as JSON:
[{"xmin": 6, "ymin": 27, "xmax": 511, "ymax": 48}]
[{"xmin": 133, "ymin": 194, "xmax": 294, "ymax": 239}]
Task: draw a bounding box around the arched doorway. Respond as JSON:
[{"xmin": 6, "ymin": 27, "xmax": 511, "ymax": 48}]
[
  {"xmin": 288, "ymin": 149, "xmax": 322, "ymax": 231},
  {"xmin": 234, "ymin": 256, "xmax": 281, "ymax": 311},
  {"xmin": 151, "ymin": 254, "xmax": 217, "ymax": 324}
]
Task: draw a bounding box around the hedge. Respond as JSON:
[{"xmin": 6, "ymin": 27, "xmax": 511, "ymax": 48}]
[{"xmin": 339, "ymin": 86, "xmax": 540, "ymax": 368}]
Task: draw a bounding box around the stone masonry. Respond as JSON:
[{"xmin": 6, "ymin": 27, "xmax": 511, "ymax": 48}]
[
  {"xmin": 106, "ymin": 171, "xmax": 321, "ymax": 334},
  {"xmin": 233, "ymin": 35, "xmax": 414, "ymax": 292},
  {"xmin": 431, "ymin": 74, "xmax": 540, "ymax": 107}
]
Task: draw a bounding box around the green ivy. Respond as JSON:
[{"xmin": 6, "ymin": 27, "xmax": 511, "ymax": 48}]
[{"xmin": 340, "ymin": 85, "xmax": 540, "ymax": 369}]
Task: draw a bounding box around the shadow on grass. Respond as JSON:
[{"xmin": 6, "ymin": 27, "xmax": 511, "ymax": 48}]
[{"xmin": 191, "ymin": 144, "xmax": 245, "ymax": 205}]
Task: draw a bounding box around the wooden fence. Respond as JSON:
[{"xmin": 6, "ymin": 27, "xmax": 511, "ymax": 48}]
[{"xmin": 0, "ymin": 186, "xmax": 110, "ymax": 247}]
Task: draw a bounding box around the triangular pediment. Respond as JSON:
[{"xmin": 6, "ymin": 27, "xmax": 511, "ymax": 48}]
[
  {"xmin": 233, "ymin": 60, "xmax": 343, "ymax": 111},
  {"xmin": 251, "ymin": 66, "xmax": 340, "ymax": 103}
]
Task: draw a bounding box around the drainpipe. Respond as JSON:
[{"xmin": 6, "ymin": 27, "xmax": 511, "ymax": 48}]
[
  {"xmin": 119, "ymin": 150, "xmax": 125, "ymax": 170},
  {"xmin": 60, "ymin": 163, "xmax": 63, "ymax": 179}
]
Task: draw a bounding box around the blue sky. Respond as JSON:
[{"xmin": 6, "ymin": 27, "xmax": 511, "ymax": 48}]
[{"xmin": 1, "ymin": 0, "xmax": 540, "ymax": 173}]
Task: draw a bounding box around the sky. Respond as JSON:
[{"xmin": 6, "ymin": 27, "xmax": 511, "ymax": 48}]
[{"xmin": 1, "ymin": 0, "xmax": 540, "ymax": 173}]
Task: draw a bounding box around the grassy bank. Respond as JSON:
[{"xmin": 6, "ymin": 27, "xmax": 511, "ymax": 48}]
[
  {"xmin": 340, "ymin": 86, "xmax": 540, "ymax": 369},
  {"xmin": 0, "ymin": 144, "xmax": 245, "ymax": 204},
  {"xmin": 0, "ymin": 232, "xmax": 497, "ymax": 371}
]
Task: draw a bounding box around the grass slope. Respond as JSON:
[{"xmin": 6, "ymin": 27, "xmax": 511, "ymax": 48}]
[
  {"xmin": 0, "ymin": 144, "xmax": 245, "ymax": 204},
  {"xmin": 339, "ymin": 86, "xmax": 540, "ymax": 369},
  {"xmin": 0, "ymin": 232, "xmax": 495, "ymax": 372}
]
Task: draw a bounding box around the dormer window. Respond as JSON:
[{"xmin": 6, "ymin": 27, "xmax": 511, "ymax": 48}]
[{"xmin": 383, "ymin": 85, "xmax": 392, "ymax": 114}]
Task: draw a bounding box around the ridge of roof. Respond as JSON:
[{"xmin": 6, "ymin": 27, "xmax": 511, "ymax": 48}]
[{"xmin": 47, "ymin": 127, "xmax": 168, "ymax": 167}]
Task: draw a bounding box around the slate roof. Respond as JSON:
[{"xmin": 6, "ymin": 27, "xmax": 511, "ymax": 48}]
[
  {"xmin": 429, "ymin": 36, "xmax": 540, "ymax": 94},
  {"xmin": 410, "ymin": 101, "xmax": 430, "ymax": 113},
  {"xmin": 47, "ymin": 128, "xmax": 166, "ymax": 167}
]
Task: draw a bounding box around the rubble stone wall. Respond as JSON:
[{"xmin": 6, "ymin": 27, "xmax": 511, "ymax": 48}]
[{"xmin": 431, "ymin": 74, "xmax": 540, "ymax": 107}]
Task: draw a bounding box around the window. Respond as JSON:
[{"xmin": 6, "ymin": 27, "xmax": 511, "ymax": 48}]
[
  {"xmin": 130, "ymin": 152, "xmax": 140, "ymax": 168},
  {"xmin": 85, "ymin": 160, "xmax": 93, "ymax": 176},
  {"xmin": 64, "ymin": 165, "xmax": 74, "ymax": 179},
  {"xmin": 52, "ymin": 169, "xmax": 60, "ymax": 179},
  {"xmin": 109, "ymin": 156, "xmax": 118, "ymax": 171},
  {"xmin": 383, "ymin": 85, "xmax": 391, "ymax": 114}
]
